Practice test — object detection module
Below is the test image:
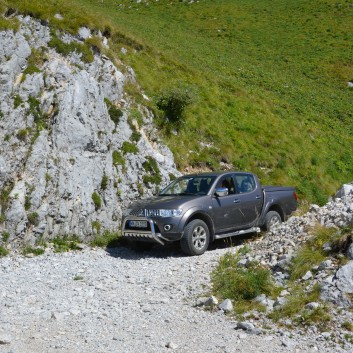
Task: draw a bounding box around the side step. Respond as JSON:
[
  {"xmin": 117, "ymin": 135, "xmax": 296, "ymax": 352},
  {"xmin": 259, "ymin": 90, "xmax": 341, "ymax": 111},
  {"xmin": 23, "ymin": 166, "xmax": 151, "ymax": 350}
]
[{"xmin": 214, "ymin": 227, "xmax": 260, "ymax": 240}]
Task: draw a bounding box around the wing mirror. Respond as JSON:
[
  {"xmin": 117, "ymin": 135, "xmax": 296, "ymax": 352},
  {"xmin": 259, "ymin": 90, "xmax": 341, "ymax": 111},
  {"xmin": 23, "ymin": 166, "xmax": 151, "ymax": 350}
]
[{"xmin": 215, "ymin": 187, "xmax": 229, "ymax": 197}]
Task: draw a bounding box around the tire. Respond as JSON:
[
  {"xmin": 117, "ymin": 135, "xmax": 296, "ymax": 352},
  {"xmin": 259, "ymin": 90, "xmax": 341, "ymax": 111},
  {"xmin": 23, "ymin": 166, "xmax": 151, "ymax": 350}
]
[
  {"xmin": 263, "ymin": 211, "xmax": 282, "ymax": 231},
  {"xmin": 180, "ymin": 219, "xmax": 210, "ymax": 256}
]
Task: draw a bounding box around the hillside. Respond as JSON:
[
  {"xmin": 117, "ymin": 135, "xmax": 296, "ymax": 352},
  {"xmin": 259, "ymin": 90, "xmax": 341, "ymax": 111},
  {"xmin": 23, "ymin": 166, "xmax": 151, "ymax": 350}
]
[{"xmin": 1, "ymin": 0, "xmax": 352, "ymax": 205}]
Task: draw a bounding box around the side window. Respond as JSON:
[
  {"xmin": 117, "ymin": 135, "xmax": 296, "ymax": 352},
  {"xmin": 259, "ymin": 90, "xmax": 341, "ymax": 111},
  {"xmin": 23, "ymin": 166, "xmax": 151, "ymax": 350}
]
[
  {"xmin": 216, "ymin": 175, "xmax": 236, "ymax": 194},
  {"xmin": 235, "ymin": 174, "xmax": 256, "ymax": 193}
]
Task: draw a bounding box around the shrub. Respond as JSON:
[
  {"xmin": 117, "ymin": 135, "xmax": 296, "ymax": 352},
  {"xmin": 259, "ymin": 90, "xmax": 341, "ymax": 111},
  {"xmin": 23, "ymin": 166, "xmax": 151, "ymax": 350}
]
[
  {"xmin": 142, "ymin": 157, "xmax": 162, "ymax": 185},
  {"xmin": 13, "ymin": 94, "xmax": 23, "ymax": 109},
  {"xmin": 48, "ymin": 33, "xmax": 94, "ymax": 63},
  {"xmin": 17, "ymin": 128, "xmax": 30, "ymax": 141},
  {"xmin": 52, "ymin": 235, "xmax": 81, "ymax": 253},
  {"xmin": 101, "ymin": 174, "xmax": 108, "ymax": 191},
  {"xmin": 121, "ymin": 141, "xmax": 138, "ymax": 154},
  {"xmin": 92, "ymin": 192, "xmax": 102, "ymax": 210},
  {"xmin": 22, "ymin": 246, "xmax": 45, "ymax": 256},
  {"xmin": 212, "ymin": 252, "xmax": 274, "ymax": 302},
  {"xmin": 2, "ymin": 232, "xmax": 10, "ymax": 242},
  {"xmin": 0, "ymin": 246, "xmax": 9, "ymax": 257},
  {"xmin": 104, "ymin": 98, "xmax": 123, "ymax": 125},
  {"xmin": 156, "ymin": 84, "xmax": 195, "ymax": 125},
  {"xmin": 112, "ymin": 150, "xmax": 124, "ymax": 167},
  {"xmin": 90, "ymin": 230, "xmax": 122, "ymax": 248},
  {"xmin": 91, "ymin": 220, "xmax": 101, "ymax": 234},
  {"xmin": 27, "ymin": 212, "xmax": 39, "ymax": 226}
]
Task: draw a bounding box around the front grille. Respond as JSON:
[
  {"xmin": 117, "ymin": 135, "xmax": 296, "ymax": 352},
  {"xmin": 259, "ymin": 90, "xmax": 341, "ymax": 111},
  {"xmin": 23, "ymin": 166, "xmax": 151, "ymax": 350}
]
[{"xmin": 129, "ymin": 209, "xmax": 145, "ymax": 217}]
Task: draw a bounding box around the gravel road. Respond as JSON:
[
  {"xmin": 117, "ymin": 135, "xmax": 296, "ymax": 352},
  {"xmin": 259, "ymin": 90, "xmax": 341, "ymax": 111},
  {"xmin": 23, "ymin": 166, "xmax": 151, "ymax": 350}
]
[{"xmin": 0, "ymin": 244, "xmax": 345, "ymax": 353}]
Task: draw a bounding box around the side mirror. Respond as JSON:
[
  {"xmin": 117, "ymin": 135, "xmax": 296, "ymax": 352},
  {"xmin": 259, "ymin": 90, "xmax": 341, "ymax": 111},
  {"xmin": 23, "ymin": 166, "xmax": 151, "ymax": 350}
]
[{"xmin": 215, "ymin": 187, "xmax": 229, "ymax": 197}]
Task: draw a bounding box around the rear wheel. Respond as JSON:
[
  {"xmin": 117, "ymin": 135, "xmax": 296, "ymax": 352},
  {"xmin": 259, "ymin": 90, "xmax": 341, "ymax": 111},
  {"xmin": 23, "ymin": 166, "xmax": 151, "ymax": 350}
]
[
  {"xmin": 180, "ymin": 219, "xmax": 210, "ymax": 256},
  {"xmin": 264, "ymin": 211, "xmax": 282, "ymax": 231}
]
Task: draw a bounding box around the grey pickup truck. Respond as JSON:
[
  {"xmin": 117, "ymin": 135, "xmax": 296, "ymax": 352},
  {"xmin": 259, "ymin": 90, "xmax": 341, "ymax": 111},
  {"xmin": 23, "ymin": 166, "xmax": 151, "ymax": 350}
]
[{"xmin": 122, "ymin": 171, "xmax": 298, "ymax": 255}]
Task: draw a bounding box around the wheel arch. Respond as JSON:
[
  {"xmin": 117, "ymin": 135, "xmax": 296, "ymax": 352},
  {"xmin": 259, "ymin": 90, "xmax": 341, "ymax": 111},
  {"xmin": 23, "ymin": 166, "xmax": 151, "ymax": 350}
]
[
  {"xmin": 267, "ymin": 204, "xmax": 285, "ymax": 221},
  {"xmin": 185, "ymin": 212, "xmax": 215, "ymax": 242}
]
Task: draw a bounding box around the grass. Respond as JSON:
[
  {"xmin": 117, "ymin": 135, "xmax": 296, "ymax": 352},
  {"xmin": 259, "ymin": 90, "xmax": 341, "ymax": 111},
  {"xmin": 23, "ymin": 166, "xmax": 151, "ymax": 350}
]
[
  {"xmin": 22, "ymin": 246, "xmax": 45, "ymax": 256},
  {"xmin": 90, "ymin": 230, "xmax": 122, "ymax": 248},
  {"xmin": 2, "ymin": 0, "xmax": 353, "ymax": 204},
  {"xmin": 211, "ymin": 252, "xmax": 275, "ymax": 305},
  {"xmin": 0, "ymin": 246, "xmax": 9, "ymax": 257},
  {"xmin": 289, "ymin": 225, "xmax": 351, "ymax": 280},
  {"xmin": 52, "ymin": 235, "xmax": 81, "ymax": 253},
  {"xmin": 91, "ymin": 191, "xmax": 101, "ymax": 210}
]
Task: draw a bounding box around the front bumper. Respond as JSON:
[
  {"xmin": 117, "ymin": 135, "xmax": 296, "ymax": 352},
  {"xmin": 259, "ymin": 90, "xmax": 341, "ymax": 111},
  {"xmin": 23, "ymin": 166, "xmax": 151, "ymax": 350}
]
[{"xmin": 122, "ymin": 216, "xmax": 183, "ymax": 245}]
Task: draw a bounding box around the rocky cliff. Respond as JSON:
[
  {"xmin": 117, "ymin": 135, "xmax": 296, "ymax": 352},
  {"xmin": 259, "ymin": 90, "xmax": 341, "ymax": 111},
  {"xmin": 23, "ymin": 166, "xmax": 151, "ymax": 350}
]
[{"xmin": 0, "ymin": 15, "xmax": 180, "ymax": 248}]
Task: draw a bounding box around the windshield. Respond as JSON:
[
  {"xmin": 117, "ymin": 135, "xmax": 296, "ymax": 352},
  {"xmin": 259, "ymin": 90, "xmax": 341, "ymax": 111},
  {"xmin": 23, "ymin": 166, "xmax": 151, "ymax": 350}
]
[{"xmin": 160, "ymin": 176, "xmax": 216, "ymax": 196}]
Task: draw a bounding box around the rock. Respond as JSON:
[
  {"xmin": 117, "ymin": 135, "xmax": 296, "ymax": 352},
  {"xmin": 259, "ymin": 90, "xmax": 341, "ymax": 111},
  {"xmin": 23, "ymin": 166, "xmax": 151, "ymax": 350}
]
[
  {"xmin": 235, "ymin": 322, "xmax": 262, "ymax": 335},
  {"xmin": 302, "ymin": 271, "xmax": 313, "ymax": 281},
  {"xmin": 336, "ymin": 261, "xmax": 353, "ymax": 292},
  {"xmin": 347, "ymin": 243, "xmax": 353, "ymax": 260},
  {"xmin": 274, "ymin": 297, "xmax": 288, "ymax": 308},
  {"xmin": 165, "ymin": 341, "xmax": 178, "ymax": 349},
  {"xmin": 204, "ymin": 295, "xmax": 218, "ymax": 307},
  {"xmin": 305, "ymin": 302, "xmax": 320, "ymax": 310},
  {"xmin": 219, "ymin": 299, "xmax": 233, "ymax": 313},
  {"xmin": 0, "ymin": 333, "xmax": 11, "ymax": 345}
]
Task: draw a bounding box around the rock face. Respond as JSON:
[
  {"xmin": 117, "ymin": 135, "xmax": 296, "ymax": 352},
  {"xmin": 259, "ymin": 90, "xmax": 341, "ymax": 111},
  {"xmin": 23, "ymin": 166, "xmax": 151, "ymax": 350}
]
[{"xmin": 0, "ymin": 16, "xmax": 180, "ymax": 247}]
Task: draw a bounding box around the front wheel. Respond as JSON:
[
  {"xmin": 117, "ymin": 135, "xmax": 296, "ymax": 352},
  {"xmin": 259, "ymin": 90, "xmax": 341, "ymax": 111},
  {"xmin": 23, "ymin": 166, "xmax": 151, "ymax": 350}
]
[
  {"xmin": 180, "ymin": 219, "xmax": 210, "ymax": 256},
  {"xmin": 263, "ymin": 211, "xmax": 282, "ymax": 231}
]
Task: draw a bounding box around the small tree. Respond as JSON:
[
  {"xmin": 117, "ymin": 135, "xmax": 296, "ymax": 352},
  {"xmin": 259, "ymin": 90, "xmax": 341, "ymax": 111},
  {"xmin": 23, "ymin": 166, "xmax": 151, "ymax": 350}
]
[{"xmin": 156, "ymin": 84, "xmax": 195, "ymax": 125}]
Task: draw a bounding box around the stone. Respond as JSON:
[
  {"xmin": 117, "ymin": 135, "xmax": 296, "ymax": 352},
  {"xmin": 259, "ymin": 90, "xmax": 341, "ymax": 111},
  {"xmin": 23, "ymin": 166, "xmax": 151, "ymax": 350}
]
[
  {"xmin": 0, "ymin": 333, "xmax": 11, "ymax": 345},
  {"xmin": 165, "ymin": 342, "xmax": 178, "ymax": 349},
  {"xmin": 305, "ymin": 302, "xmax": 320, "ymax": 310},
  {"xmin": 302, "ymin": 271, "xmax": 313, "ymax": 281},
  {"xmin": 347, "ymin": 243, "xmax": 353, "ymax": 260},
  {"xmin": 219, "ymin": 299, "xmax": 233, "ymax": 313}
]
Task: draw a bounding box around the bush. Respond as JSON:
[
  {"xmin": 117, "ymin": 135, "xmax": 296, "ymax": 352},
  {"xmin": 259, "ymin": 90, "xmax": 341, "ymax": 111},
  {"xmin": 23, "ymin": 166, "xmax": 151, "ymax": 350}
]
[
  {"xmin": 14, "ymin": 94, "xmax": 23, "ymax": 109},
  {"xmin": 0, "ymin": 246, "xmax": 9, "ymax": 257},
  {"xmin": 90, "ymin": 230, "xmax": 122, "ymax": 248},
  {"xmin": 101, "ymin": 174, "xmax": 108, "ymax": 191},
  {"xmin": 2, "ymin": 232, "xmax": 10, "ymax": 242},
  {"xmin": 27, "ymin": 212, "xmax": 39, "ymax": 226},
  {"xmin": 156, "ymin": 84, "xmax": 195, "ymax": 125},
  {"xmin": 142, "ymin": 157, "xmax": 162, "ymax": 185},
  {"xmin": 112, "ymin": 150, "xmax": 124, "ymax": 167},
  {"xmin": 122, "ymin": 141, "xmax": 138, "ymax": 154},
  {"xmin": 212, "ymin": 252, "xmax": 274, "ymax": 301},
  {"xmin": 22, "ymin": 246, "xmax": 45, "ymax": 256},
  {"xmin": 52, "ymin": 235, "xmax": 81, "ymax": 253},
  {"xmin": 92, "ymin": 192, "xmax": 102, "ymax": 210},
  {"xmin": 105, "ymin": 98, "xmax": 123, "ymax": 125}
]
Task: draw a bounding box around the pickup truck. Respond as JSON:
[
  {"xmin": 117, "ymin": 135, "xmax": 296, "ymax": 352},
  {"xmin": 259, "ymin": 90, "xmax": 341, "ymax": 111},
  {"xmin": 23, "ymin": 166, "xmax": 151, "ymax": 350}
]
[{"xmin": 122, "ymin": 171, "xmax": 298, "ymax": 255}]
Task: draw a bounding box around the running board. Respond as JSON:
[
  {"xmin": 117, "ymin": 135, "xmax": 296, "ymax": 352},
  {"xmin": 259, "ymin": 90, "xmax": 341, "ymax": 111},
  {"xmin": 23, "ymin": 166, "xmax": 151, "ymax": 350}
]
[{"xmin": 214, "ymin": 227, "xmax": 260, "ymax": 240}]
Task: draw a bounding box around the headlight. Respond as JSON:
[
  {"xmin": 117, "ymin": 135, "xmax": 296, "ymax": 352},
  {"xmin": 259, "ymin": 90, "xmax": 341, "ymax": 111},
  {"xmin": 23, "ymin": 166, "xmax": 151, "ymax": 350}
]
[{"xmin": 146, "ymin": 209, "xmax": 183, "ymax": 217}]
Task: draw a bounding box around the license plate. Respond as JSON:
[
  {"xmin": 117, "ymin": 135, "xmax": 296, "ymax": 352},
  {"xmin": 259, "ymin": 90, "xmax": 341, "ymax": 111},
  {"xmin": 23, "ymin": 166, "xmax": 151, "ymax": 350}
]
[{"xmin": 129, "ymin": 220, "xmax": 148, "ymax": 228}]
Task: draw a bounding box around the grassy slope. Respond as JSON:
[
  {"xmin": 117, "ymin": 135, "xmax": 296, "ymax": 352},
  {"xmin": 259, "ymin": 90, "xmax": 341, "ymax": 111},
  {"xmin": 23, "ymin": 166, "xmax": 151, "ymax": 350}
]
[{"xmin": 2, "ymin": 0, "xmax": 353, "ymax": 204}]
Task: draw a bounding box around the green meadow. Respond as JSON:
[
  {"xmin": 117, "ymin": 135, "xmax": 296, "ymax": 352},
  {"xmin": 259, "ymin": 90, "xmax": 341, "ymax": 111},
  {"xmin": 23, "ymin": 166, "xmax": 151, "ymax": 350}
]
[{"xmin": 2, "ymin": 0, "xmax": 353, "ymax": 203}]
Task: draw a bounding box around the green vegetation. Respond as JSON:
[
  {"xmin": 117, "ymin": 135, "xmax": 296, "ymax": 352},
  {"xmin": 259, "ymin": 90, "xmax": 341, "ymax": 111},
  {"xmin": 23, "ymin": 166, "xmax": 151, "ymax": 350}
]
[
  {"xmin": 52, "ymin": 235, "xmax": 81, "ymax": 253},
  {"xmin": 48, "ymin": 31, "xmax": 94, "ymax": 63},
  {"xmin": 112, "ymin": 150, "xmax": 125, "ymax": 168},
  {"xmin": 13, "ymin": 94, "xmax": 23, "ymax": 109},
  {"xmin": 22, "ymin": 246, "xmax": 45, "ymax": 256},
  {"xmin": 91, "ymin": 191, "xmax": 102, "ymax": 210},
  {"xmin": 121, "ymin": 141, "xmax": 138, "ymax": 154},
  {"xmin": 105, "ymin": 98, "xmax": 123, "ymax": 126},
  {"xmin": 0, "ymin": 182, "xmax": 14, "ymax": 223},
  {"xmin": 73, "ymin": 275, "xmax": 84, "ymax": 280},
  {"xmin": 91, "ymin": 220, "xmax": 101, "ymax": 234},
  {"xmin": 90, "ymin": 230, "xmax": 122, "ymax": 248},
  {"xmin": 27, "ymin": 212, "xmax": 39, "ymax": 226},
  {"xmin": 2, "ymin": 231, "xmax": 9, "ymax": 242},
  {"xmin": 16, "ymin": 128, "xmax": 30, "ymax": 141},
  {"xmin": 143, "ymin": 156, "xmax": 162, "ymax": 185},
  {"xmin": 289, "ymin": 225, "xmax": 352, "ymax": 280},
  {"xmin": 269, "ymin": 283, "xmax": 331, "ymax": 328},
  {"xmin": 100, "ymin": 174, "xmax": 108, "ymax": 191},
  {"xmin": 212, "ymin": 252, "xmax": 275, "ymax": 302},
  {"xmin": 156, "ymin": 83, "xmax": 195, "ymax": 127},
  {"xmin": 0, "ymin": 246, "xmax": 9, "ymax": 257},
  {"xmin": 3, "ymin": 0, "xmax": 353, "ymax": 203}
]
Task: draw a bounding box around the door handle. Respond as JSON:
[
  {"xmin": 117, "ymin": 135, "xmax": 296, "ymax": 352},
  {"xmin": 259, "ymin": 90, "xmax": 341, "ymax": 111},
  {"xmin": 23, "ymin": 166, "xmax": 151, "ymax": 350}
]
[
  {"xmin": 255, "ymin": 195, "xmax": 261, "ymax": 199},
  {"xmin": 233, "ymin": 199, "xmax": 240, "ymax": 203}
]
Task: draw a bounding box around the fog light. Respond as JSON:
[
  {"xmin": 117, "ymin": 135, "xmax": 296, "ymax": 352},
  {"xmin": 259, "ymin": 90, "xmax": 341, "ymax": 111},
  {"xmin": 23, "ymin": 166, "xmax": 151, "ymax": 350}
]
[{"xmin": 164, "ymin": 224, "xmax": 172, "ymax": 231}]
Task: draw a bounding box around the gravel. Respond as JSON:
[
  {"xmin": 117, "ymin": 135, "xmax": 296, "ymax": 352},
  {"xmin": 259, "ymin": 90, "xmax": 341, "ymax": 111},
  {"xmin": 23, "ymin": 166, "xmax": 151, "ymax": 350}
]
[{"xmin": 0, "ymin": 244, "xmax": 348, "ymax": 353}]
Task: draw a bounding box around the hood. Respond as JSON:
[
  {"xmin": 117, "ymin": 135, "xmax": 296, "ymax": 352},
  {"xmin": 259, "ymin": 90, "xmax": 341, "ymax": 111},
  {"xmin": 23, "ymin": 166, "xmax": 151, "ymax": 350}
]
[{"xmin": 128, "ymin": 195, "xmax": 206, "ymax": 210}]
